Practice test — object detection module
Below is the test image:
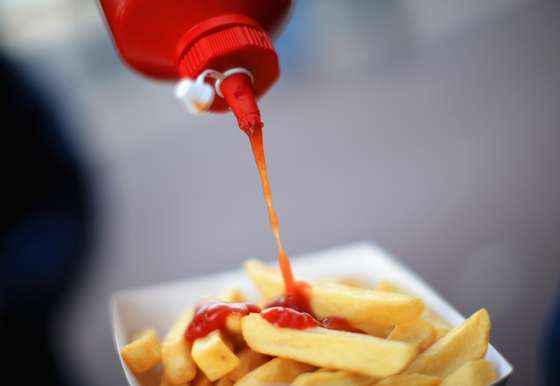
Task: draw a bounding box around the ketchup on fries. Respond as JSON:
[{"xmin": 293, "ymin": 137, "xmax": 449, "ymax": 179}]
[{"xmin": 185, "ymin": 121, "xmax": 360, "ymax": 340}]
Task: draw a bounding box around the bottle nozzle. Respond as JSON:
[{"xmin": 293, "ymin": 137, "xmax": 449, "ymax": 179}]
[{"xmin": 219, "ymin": 73, "xmax": 263, "ymax": 134}]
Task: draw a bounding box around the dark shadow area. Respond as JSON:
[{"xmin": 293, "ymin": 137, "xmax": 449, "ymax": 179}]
[{"xmin": 0, "ymin": 54, "xmax": 93, "ymax": 386}]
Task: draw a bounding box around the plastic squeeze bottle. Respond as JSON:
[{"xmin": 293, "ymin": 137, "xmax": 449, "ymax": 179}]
[{"xmin": 99, "ymin": 0, "xmax": 292, "ymax": 132}]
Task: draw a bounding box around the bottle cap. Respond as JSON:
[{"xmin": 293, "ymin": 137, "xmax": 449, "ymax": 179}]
[{"xmin": 177, "ymin": 15, "xmax": 280, "ymax": 112}]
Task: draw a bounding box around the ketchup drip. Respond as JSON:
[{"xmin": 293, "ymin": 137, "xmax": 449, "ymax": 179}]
[
  {"xmin": 223, "ymin": 73, "xmax": 308, "ymax": 306},
  {"xmin": 185, "ymin": 302, "xmax": 260, "ymax": 342},
  {"xmin": 264, "ymin": 281, "xmax": 312, "ymax": 313},
  {"xmin": 262, "ymin": 307, "xmax": 366, "ymax": 333},
  {"xmin": 184, "ymin": 88, "xmax": 360, "ymax": 340},
  {"xmin": 245, "ymin": 124, "xmax": 296, "ymax": 292},
  {"xmin": 243, "ymin": 124, "xmax": 367, "ymax": 334},
  {"xmin": 245, "ymin": 123, "xmax": 313, "ymax": 306},
  {"xmin": 261, "ymin": 307, "xmax": 320, "ymax": 329}
]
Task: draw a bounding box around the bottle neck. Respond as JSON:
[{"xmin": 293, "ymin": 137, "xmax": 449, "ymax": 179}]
[{"xmin": 219, "ymin": 73, "xmax": 262, "ymax": 133}]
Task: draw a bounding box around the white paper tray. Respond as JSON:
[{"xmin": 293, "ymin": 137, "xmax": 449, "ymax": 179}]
[{"xmin": 111, "ymin": 242, "xmax": 513, "ymax": 386}]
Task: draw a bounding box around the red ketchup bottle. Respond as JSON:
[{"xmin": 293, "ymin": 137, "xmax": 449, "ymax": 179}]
[{"xmin": 99, "ymin": 0, "xmax": 292, "ymax": 130}]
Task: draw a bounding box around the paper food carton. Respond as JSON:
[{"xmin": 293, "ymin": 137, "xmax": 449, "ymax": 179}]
[{"xmin": 112, "ymin": 242, "xmax": 513, "ymax": 386}]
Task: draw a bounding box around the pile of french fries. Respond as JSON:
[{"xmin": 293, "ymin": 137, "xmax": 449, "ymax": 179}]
[{"xmin": 120, "ymin": 260, "xmax": 497, "ymax": 386}]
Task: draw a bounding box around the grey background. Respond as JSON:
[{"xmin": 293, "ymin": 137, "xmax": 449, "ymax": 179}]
[{"xmin": 1, "ymin": 1, "xmax": 559, "ymax": 385}]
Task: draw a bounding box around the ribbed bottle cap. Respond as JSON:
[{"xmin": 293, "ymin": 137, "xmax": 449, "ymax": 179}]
[{"xmin": 179, "ymin": 20, "xmax": 279, "ymax": 112}]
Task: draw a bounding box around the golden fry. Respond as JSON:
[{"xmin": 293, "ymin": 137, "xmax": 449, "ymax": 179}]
[
  {"xmin": 292, "ymin": 370, "xmax": 376, "ymax": 386},
  {"xmin": 193, "ymin": 372, "xmax": 213, "ymax": 386},
  {"xmin": 404, "ymin": 309, "xmax": 491, "ymax": 377},
  {"xmin": 226, "ymin": 348, "xmax": 269, "ymax": 382},
  {"xmin": 233, "ymin": 357, "xmax": 313, "ymax": 386},
  {"xmin": 121, "ymin": 328, "xmax": 161, "ymax": 373},
  {"xmin": 374, "ymin": 280, "xmax": 403, "ymax": 293},
  {"xmin": 225, "ymin": 314, "xmax": 242, "ymax": 335},
  {"xmin": 352, "ymin": 322, "xmax": 393, "ymax": 338},
  {"xmin": 244, "ymin": 260, "xmax": 424, "ymax": 326},
  {"xmin": 440, "ymin": 359, "xmax": 497, "ymax": 386},
  {"xmin": 220, "ymin": 288, "xmax": 247, "ymax": 303},
  {"xmin": 160, "ymin": 373, "xmax": 189, "ymax": 386},
  {"xmin": 216, "ymin": 377, "xmax": 233, "ymax": 386},
  {"xmin": 423, "ymin": 310, "xmax": 451, "ymax": 340},
  {"xmin": 317, "ymin": 276, "xmax": 373, "ymax": 289},
  {"xmin": 374, "ymin": 279, "xmax": 451, "ymax": 339},
  {"xmin": 243, "ymin": 260, "xmax": 284, "ymax": 300},
  {"xmin": 160, "ymin": 374, "xmax": 171, "ymax": 386},
  {"xmin": 374, "ymin": 373, "xmax": 440, "ymax": 386},
  {"xmin": 311, "ymin": 281, "xmax": 424, "ymax": 326},
  {"xmin": 192, "ymin": 331, "xmax": 240, "ymax": 381},
  {"xmin": 388, "ymin": 318, "xmax": 437, "ymax": 351},
  {"xmin": 162, "ymin": 310, "xmax": 197, "ymax": 384},
  {"xmin": 242, "ymin": 313, "xmax": 417, "ymax": 377}
]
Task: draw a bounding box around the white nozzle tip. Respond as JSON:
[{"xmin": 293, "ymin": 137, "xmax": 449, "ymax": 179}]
[{"xmin": 175, "ymin": 79, "xmax": 215, "ymax": 114}]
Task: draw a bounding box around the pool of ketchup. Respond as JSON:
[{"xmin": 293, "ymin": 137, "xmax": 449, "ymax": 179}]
[
  {"xmin": 263, "ymin": 281, "xmax": 312, "ymax": 313},
  {"xmin": 186, "ymin": 302, "xmax": 260, "ymax": 342},
  {"xmin": 261, "ymin": 307, "xmax": 319, "ymax": 329},
  {"xmin": 185, "ymin": 123, "xmax": 361, "ymax": 341}
]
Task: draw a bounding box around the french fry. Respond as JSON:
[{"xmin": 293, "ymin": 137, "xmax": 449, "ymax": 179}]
[
  {"xmin": 225, "ymin": 314, "xmax": 242, "ymax": 335},
  {"xmin": 160, "ymin": 374, "xmax": 171, "ymax": 386},
  {"xmin": 201, "ymin": 288, "xmax": 249, "ymax": 306},
  {"xmin": 226, "ymin": 348, "xmax": 269, "ymax": 382},
  {"xmin": 292, "ymin": 369, "xmax": 376, "ymax": 386},
  {"xmin": 121, "ymin": 328, "xmax": 161, "ymax": 373},
  {"xmin": 120, "ymin": 260, "xmax": 501, "ymax": 386},
  {"xmin": 374, "ymin": 280, "xmax": 403, "ymax": 293},
  {"xmin": 193, "ymin": 372, "xmax": 213, "ymax": 386},
  {"xmin": 388, "ymin": 318, "xmax": 437, "ymax": 352},
  {"xmin": 440, "ymin": 360, "xmax": 497, "ymax": 386},
  {"xmin": 220, "ymin": 288, "xmax": 247, "ymax": 303},
  {"xmin": 212, "ymin": 290, "xmax": 251, "ymax": 347},
  {"xmin": 241, "ymin": 313, "xmax": 417, "ymax": 377},
  {"xmin": 160, "ymin": 374, "xmax": 189, "ymax": 386},
  {"xmin": 192, "ymin": 330, "xmax": 240, "ymax": 381},
  {"xmin": 423, "ymin": 310, "xmax": 451, "ymax": 340},
  {"xmin": 233, "ymin": 357, "xmax": 313, "ymax": 386},
  {"xmin": 244, "ymin": 260, "xmax": 424, "ymax": 326},
  {"xmin": 216, "ymin": 377, "xmax": 233, "ymax": 386},
  {"xmin": 318, "ymin": 276, "xmax": 373, "ymax": 289},
  {"xmin": 352, "ymin": 322, "xmax": 393, "ymax": 338},
  {"xmin": 224, "ymin": 314, "xmax": 248, "ymax": 350},
  {"xmin": 311, "ymin": 282, "xmax": 424, "ymax": 326},
  {"xmin": 374, "ymin": 373, "xmax": 441, "ymax": 386},
  {"xmin": 243, "ymin": 260, "xmax": 284, "ymax": 300},
  {"xmin": 374, "ymin": 279, "xmax": 451, "ymax": 339},
  {"xmin": 404, "ymin": 309, "xmax": 491, "ymax": 377},
  {"xmin": 162, "ymin": 310, "xmax": 197, "ymax": 385}
]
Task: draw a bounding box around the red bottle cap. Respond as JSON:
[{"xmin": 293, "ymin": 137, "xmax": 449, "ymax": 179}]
[{"xmin": 178, "ymin": 15, "xmax": 280, "ymax": 113}]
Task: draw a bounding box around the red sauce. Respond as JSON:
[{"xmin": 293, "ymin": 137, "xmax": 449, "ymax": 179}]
[
  {"xmin": 244, "ymin": 124, "xmax": 363, "ymax": 333},
  {"xmin": 184, "ymin": 119, "xmax": 361, "ymax": 340},
  {"xmin": 261, "ymin": 306, "xmax": 320, "ymax": 329},
  {"xmin": 260, "ymin": 307, "xmax": 364, "ymax": 333},
  {"xmin": 185, "ymin": 302, "xmax": 260, "ymax": 342},
  {"xmin": 245, "ymin": 124, "xmax": 296, "ymax": 289},
  {"xmin": 264, "ymin": 281, "xmax": 312, "ymax": 313},
  {"xmin": 245, "ymin": 123, "xmax": 314, "ymax": 308}
]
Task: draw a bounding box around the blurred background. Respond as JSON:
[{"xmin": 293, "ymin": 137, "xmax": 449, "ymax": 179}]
[{"xmin": 1, "ymin": 0, "xmax": 559, "ymax": 385}]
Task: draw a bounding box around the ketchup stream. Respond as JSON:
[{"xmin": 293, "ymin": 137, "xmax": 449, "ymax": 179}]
[
  {"xmin": 221, "ymin": 73, "xmax": 297, "ymax": 297},
  {"xmin": 245, "ymin": 124, "xmax": 295, "ymax": 293},
  {"xmin": 185, "ymin": 96, "xmax": 360, "ymax": 341}
]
